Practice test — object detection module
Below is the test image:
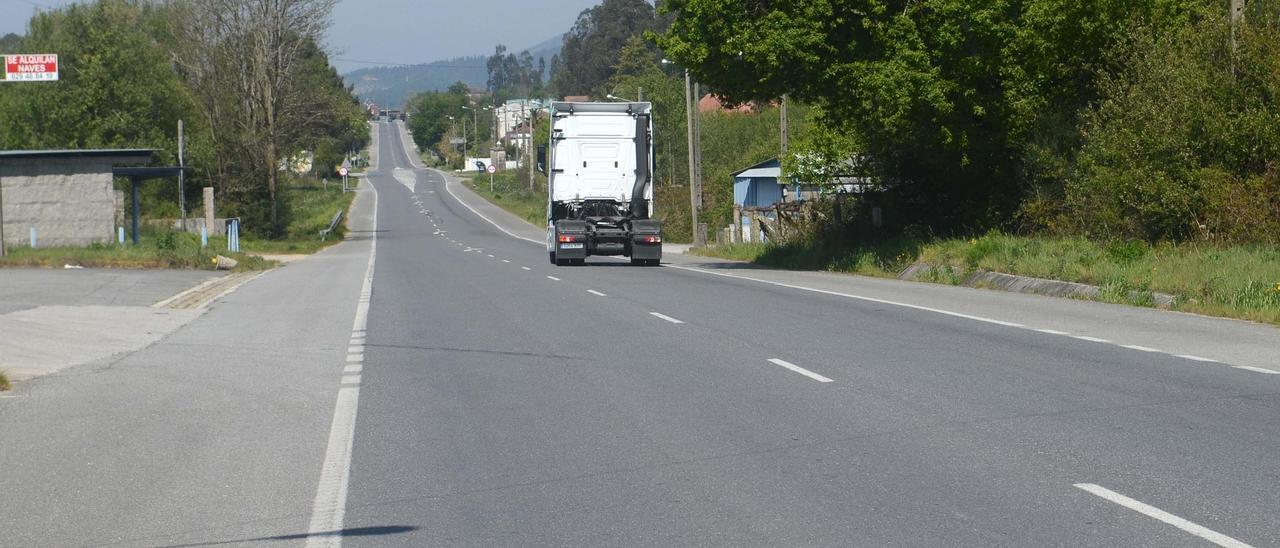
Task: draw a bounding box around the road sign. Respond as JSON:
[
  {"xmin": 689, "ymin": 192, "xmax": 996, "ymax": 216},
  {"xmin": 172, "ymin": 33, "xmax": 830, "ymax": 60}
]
[
  {"xmin": 486, "ymin": 164, "xmax": 497, "ymax": 174},
  {"xmin": 4, "ymin": 54, "xmax": 58, "ymax": 82},
  {"xmin": 338, "ymin": 167, "xmax": 348, "ymax": 177}
]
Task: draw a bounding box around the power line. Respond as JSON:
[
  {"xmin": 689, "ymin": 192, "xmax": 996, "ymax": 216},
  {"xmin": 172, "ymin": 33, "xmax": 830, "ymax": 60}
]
[{"xmin": 5, "ymin": 0, "xmax": 55, "ymax": 9}]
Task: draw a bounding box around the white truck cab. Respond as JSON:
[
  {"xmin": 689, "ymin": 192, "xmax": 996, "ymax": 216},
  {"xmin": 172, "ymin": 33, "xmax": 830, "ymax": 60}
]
[{"xmin": 541, "ymin": 101, "xmax": 661, "ymax": 266}]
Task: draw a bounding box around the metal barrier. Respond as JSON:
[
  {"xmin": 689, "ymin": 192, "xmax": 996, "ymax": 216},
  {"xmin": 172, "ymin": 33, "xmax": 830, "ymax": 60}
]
[{"xmin": 319, "ymin": 209, "xmax": 343, "ymax": 241}]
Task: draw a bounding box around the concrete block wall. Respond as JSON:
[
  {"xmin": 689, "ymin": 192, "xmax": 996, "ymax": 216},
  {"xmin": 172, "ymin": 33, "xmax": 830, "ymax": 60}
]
[{"xmin": 1, "ymin": 157, "xmax": 116, "ymax": 248}]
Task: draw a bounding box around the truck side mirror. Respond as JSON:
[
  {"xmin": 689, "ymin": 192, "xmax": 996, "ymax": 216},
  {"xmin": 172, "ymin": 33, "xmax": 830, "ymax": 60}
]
[{"xmin": 536, "ymin": 144, "xmax": 547, "ymax": 175}]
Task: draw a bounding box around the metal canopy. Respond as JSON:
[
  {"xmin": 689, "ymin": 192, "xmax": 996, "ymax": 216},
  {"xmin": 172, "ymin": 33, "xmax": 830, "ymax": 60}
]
[{"xmin": 113, "ymin": 166, "xmax": 193, "ymax": 245}]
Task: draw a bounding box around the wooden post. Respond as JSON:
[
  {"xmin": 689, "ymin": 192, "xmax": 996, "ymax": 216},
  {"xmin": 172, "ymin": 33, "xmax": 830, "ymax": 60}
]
[
  {"xmin": 0, "ymin": 172, "xmax": 6, "ymax": 257},
  {"xmin": 685, "ymin": 69, "xmax": 701, "ymax": 246}
]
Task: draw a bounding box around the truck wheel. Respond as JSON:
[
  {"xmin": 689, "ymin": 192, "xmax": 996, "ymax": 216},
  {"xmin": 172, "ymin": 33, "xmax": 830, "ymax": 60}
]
[{"xmin": 549, "ymin": 250, "xmax": 556, "ymax": 265}]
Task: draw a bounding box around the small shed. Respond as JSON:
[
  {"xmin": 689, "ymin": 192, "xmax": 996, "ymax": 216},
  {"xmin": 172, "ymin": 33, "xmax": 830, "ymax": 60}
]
[
  {"xmin": 732, "ymin": 158, "xmax": 783, "ymax": 208},
  {"xmin": 0, "ymin": 149, "xmax": 155, "ymax": 249}
]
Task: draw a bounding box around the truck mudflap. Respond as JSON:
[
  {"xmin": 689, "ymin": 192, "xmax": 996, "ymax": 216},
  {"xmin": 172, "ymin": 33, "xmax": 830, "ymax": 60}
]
[
  {"xmin": 553, "ymin": 220, "xmax": 589, "ymax": 263},
  {"xmin": 630, "ymin": 220, "xmax": 662, "ymax": 264}
]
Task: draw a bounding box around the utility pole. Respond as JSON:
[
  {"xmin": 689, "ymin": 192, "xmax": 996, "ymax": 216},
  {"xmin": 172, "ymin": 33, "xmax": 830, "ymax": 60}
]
[
  {"xmin": 637, "ymin": 87, "xmax": 644, "ymax": 102},
  {"xmin": 780, "ymin": 94, "xmax": 789, "ymax": 160},
  {"xmin": 0, "ymin": 172, "xmax": 6, "ymax": 258},
  {"xmin": 178, "ymin": 119, "xmax": 187, "ymax": 232},
  {"xmin": 685, "ymin": 68, "xmax": 701, "ymax": 246},
  {"xmin": 780, "ymin": 94, "xmax": 789, "ymax": 201}
]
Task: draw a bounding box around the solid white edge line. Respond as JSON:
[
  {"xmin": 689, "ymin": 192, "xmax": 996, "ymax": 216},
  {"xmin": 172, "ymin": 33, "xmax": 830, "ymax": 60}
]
[
  {"xmin": 1035, "ymin": 328, "xmax": 1072, "ymax": 335},
  {"xmin": 1072, "ymin": 335, "xmax": 1112, "ymax": 343},
  {"xmin": 650, "ymin": 312, "xmax": 684, "ymax": 324},
  {"xmin": 1121, "ymin": 344, "xmax": 1162, "ymax": 353},
  {"xmin": 437, "ymin": 167, "xmax": 543, "ymax": 245},
  {"xmin": 587, "ymin": 289, "xmax": 607, "ymax": 297},
  {"xmin": 304, "ymin": 141, "xmax": 380, "ymax": 548},
  {"xmin": 663, "ymin": 264, "xmax": 1025, "ymax": 329},
  {"xmin": 1074, "ymin": 483, "xmax": 1254, "ymax": 548},
  {"xmin": 1233, "ymin": 366, "xmax": 1280, "ymax": 375},
  {"xmin": 767, "ymin": 358, "xmax": 834, "ymax": 383}
]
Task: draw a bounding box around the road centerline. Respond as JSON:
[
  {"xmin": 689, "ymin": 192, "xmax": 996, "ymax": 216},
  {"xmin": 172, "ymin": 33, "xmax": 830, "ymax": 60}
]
[
  {"xmin": 650, "ymin": 312, "xmax": 684, "ymax": 324},
  {"xmin": 767, "ymin": 358, "xmax": 834, "ymax": 383},
  {"xmin": 1074, "ymin": 483, "xmax": 1254, "ymax": 548}
]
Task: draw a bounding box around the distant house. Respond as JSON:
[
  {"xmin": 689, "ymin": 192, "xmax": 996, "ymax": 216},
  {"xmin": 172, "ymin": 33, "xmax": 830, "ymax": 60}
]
[
  {"xmin": 562, "ymin": 95, "xmax": 590, "ymax": 102},
  {"xmin": 698, "ymin": 94, "xmax": 755, "ymax": 114}
]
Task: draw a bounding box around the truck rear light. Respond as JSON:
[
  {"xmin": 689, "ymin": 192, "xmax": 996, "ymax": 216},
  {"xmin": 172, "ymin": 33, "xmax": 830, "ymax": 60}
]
[
  {"xmin": 558, "ymin": 234, "xmax": 579, "ymax": 243},
  {"xmin": 640, "ymin": 235, "xmax": 661, "ymax": 244}
]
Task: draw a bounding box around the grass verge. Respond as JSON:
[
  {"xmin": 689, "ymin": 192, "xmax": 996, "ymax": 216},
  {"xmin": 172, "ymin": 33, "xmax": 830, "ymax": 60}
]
[
  {"xmin": 0, "ymin": 233, "xmax": 274, "ymax": 272},
  {"xmin": 0, "ymin": 178, "xmax": 356, "ymax": 270},
  {"xmin": 692, "ymin": 233, "xmax": 1280, "ymax": 325},
  {"xmin": 461, "ymin": 171, "xmax": 546, "ymax": 227},
  {"xmin": 0, "ymin": 370, "xmax": 9, "ymax": 392}
]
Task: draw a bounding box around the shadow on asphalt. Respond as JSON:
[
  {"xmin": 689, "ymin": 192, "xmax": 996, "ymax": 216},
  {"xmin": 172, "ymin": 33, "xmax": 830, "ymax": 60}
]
[{"xmin": 158, "ymin": 525, "xmax": 419, "ymax": 547}]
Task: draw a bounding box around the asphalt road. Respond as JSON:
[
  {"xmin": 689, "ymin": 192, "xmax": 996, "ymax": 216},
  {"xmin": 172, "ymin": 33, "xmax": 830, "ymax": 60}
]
[
  {"xmin": 341, "ymin": 122, "xmax": 1280, "ymax": 546},
  {"xmin": 2, "ymin": 120, "xmax": 1278, "ymax": 547}
]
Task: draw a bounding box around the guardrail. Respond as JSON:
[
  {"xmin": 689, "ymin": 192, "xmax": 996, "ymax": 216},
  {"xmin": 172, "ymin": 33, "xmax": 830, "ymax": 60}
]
[{"xmin": 319, "ymin": 209, "xmax": 344, "ymax": 241}]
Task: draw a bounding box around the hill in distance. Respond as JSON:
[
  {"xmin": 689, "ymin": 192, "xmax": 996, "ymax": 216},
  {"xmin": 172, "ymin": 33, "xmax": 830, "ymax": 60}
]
[{"xmin": 345, "ymin": 33, "xmax": 564, "ymax": 109}]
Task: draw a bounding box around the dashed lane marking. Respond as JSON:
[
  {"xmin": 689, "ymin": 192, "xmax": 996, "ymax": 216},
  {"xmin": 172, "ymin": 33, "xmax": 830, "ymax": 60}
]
[{"xmin": 767, "ymin": 358, "xmax": 834, "ymax": 384}]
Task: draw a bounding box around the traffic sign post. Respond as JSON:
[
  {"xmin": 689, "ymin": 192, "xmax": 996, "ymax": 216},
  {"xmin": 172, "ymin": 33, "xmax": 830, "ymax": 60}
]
[
  {"xmin": 339, "ymin": 159, "xmax": 350, "ymax": 192},
  {"xmin": 4, "ymin": 54, "xmax": 58, "ymax": 82},
  {"xmin": 487, "ymin": 163, "xmax": 496, "ymax": 192}
]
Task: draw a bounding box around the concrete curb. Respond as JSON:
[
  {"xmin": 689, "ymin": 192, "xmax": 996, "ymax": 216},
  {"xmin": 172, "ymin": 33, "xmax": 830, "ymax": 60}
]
[{"xmin": 899, "ymin": 263, "xmax": 1177, "ymax": 309}]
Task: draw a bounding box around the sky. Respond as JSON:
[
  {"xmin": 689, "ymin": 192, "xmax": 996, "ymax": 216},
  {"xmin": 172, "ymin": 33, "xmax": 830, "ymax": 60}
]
[{"xmin": 0, "ymin": 0, "xmax": 603, "ymax": 75}]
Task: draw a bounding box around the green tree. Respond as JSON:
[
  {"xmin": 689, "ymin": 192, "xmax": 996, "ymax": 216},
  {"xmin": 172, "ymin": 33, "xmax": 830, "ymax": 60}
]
[
  {"xmin": 0, "ymin": 0, "xmax": 197, "ymax": 158},
  {"xmin": 406, "ymin": 85, "xmax": 467, "ymax": 158},
  {"xmin": 1065, "ymin": 10, "xmax": 1280, "ymax": 242},
  {"xmin": 0, "ymin": 33, "xmax": 21, "ymax": 53},
  {"xmin": 657, "ymin": 0, "xmax": 1211, "ymax": 232},
  {"xmin": 552, "ymin": 0, "xmax": 660, "ymax": 97}
]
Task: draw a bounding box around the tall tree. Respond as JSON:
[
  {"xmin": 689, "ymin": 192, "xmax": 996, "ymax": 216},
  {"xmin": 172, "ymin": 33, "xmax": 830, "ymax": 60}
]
[
  {"xmin": 657, "ymin": 0, "xmax": 1212, "ymax": 231},
  {"xmin": 170, "ymin": 0, "xmax": 338, "ymax": 231},
  {"xmin": 0, "ymin": 1, "xmax": 197, "ymax": 156},
  {"xmin": 552, "ymin": 0, "xmax": 659, "ymax": 97}
]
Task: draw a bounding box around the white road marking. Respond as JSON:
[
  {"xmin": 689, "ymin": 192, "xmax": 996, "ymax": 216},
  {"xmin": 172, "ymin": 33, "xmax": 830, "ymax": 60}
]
[
  {"xmin": 650, "ymin": 312, "xmax": 684, "ymax": 324},
  {"xmin": 546, "ymin": 276, "xmax": 560, "ymax": 281},
  {"xmin": 502, "ymin": 259, "xmax": 511, "ymax": 263},
  {"xmin": 1072, "ymin": 335, "xmax": 1112, "ymax": 343},
  {"xmin": 1176, "ymin": 354, "xmax": 1219, "ymax": 363},
  {"xmin": 1121, "ymin": 344, "xmax": 1161, "ymax": 353},
  {"xmin": 1233, "ymin": 366, "xmax": 1280, "ymax": 375},
  {"xmin": 768, "ymin": 358, "xmax": 834, "ymax": 383},
  {"xmin": 346, "ymin": 345, "xmax": 363, "ymax": 354},
  {"xmin": 343, "ymin": 364, "xmax": 362, "ymax": 374},
  {"xmin": 487, "ymin": 254, "xmax": 495, "ymax": 258},
  {"xmin": 587, "ymin": 289, "xmax": 607, "ymax": 296},
  {"xmin": 522, "ymin": 266, "xmax": 532, "ymax": 271},
  {"xmin": 305, "ymin": 166, "xmax": 379, "ymax": 548},
  {"xmin": 1036, "ymin": 328, "xmax": 1071, "ymax": 335},
  {"xmin": 345, "ymin": 354, "xmax": 362, "ymax": 362},
  {"xmin": 664, "ymin": 265, "xmax": 1025, "ymax": 329},
  {"xmin": 439, "ymin": 172, "xmax": 543, "ymax": 245},
  {"xmin": 1074, "ymin": 483, "xmax": 1254, "ymax": 548}
]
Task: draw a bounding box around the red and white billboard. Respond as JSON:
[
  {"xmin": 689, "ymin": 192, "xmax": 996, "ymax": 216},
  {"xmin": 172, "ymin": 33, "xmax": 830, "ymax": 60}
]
[{"xmin": 4, "ymin": 54, "xmax": 59, "ymax": 82}]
